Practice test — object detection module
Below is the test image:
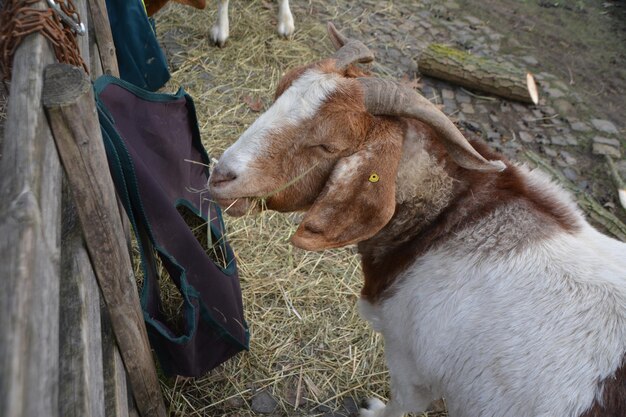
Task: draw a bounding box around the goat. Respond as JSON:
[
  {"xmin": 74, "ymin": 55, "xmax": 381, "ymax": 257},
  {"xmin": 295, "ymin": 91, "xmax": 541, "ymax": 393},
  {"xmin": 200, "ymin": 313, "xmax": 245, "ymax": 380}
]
[
  {"xmin": 208, "ymin": 23, "xmax": 626, "ymax": 417},
  {"xmin": 143, "ymin": 0, "xmax": 294, "ymax": 47}
]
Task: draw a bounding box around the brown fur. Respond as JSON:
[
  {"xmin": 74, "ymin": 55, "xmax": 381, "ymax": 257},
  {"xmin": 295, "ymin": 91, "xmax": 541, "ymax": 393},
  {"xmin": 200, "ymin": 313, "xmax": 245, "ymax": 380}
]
[
  {"xmin": 275, "ymin": 60, "xmax": 370, "ymax": 99},
  {"xmin": 580, "ymin": 358, "xmax": 626, "ymax": 417},
  {"xmin": 358, "ymin": 128, "xmax": 582, "ymax": 303},
  {"xmin": 292, "ymin": 117, "xmax": 403, "ymax": 250},
  {"xmin": 144, "ymin": 0, "xmax": 206, "ymax": 17},
  {"xmin": 249, "ymin": 66, "xmax": 374, "ymax": 214}
]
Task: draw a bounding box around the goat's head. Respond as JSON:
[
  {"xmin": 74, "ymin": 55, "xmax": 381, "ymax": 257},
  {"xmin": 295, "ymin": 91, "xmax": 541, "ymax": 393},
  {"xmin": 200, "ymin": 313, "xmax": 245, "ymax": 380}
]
[{"xmin": 209, "ymin": 23, "xmax": 505, "ymax": 251}]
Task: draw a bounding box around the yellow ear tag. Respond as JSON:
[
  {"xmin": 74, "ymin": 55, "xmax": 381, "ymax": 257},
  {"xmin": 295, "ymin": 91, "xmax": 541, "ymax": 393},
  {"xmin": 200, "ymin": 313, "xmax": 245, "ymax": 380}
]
[{"xmin": 368, "ymin": 173, "xmax": 380, "ymax": 183}]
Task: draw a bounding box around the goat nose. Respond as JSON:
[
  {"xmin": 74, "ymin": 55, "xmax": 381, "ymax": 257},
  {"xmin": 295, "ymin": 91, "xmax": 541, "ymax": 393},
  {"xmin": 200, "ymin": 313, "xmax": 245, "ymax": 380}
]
[{"xmin": 210, "ymin": 165, "xmax": 238, "ymax": 187}]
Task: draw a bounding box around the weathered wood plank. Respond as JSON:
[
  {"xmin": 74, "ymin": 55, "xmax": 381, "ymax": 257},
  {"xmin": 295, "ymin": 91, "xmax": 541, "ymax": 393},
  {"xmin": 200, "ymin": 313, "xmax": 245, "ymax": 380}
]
[
  {"xmin": 59, "ymin": 184, "xmax": 106, "ymax": 417},
  {"xmin": 0, "ymin": 8, "xmax": 62, "ymax": 417},
  {"xmin": 84, "ymin": 6, "xmax": 136, "ymax": 414},
  {"xmin": 43, "ymin": 63, "xmax": 166, "ymax": 417},
  {"xmin": 101, "ymin": 301, "xmax": 131, "ymax": 417},
  {"xmin": 89, "ymin": 0, "xmax": 120, "ymax": 77}
]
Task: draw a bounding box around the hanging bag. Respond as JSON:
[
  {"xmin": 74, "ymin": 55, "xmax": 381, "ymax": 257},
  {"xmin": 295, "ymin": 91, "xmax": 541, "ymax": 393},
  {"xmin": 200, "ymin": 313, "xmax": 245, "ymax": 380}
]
[
  {"xmin": 105, "ymin": 0, "xmax": 170, "ymax": 91},
  {"xmin": 95, "ymin": 75, "xmax": 249, "ymax": 377}
]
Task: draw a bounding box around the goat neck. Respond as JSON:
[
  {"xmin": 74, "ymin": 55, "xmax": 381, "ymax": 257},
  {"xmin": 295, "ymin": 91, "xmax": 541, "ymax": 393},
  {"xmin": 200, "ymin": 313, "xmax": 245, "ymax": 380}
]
[{"xmin": 357, "ymin": 120, "xmax": 582, "ymax": 303}]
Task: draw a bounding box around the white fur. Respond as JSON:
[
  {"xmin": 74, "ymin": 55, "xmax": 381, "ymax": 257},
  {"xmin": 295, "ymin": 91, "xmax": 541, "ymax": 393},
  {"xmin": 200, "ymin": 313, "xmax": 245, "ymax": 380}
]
[
  {"xmin": 210, "ymin": 0, "xmax": 229, "ymax": 47},
  {"xmin": 219, "ymin": 69, "xmax": 341, "ymax": 178},
  {"xmin": 359, "ymin": 169, "xmax": 626, "ymax": 417},
  {"xmin": 211, "ymin": 0, "xmax": 294, "ymax": 46},
  {"xmin": 277, "ymin": 0, "xmax": 295, "ymax": 38}
]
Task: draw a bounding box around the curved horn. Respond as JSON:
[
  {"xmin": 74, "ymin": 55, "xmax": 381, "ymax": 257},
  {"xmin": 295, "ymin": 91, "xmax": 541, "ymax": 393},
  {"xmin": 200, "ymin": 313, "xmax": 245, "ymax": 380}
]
[
  {"xmin": 327, "ymin": 22, "xmax": 374, "ymax": 71},
  {"xmin": 327, "ymin": 21, "xmax": 349, "ymax": 50},
  {"xmin": 357, "ymin": 78, "xmax": 506, "ymax": 172}
]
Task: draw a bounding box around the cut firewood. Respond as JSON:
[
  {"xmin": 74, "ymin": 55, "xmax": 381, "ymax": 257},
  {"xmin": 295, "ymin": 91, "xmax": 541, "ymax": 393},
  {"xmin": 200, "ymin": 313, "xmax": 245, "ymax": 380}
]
[
  {"xmin": 418, "ymin": 44, "xmax": 539, "ymax": 104},
  {"xmin": 526, "ymin": 72, "xmax": 539, "ymax": 105},
  {"xmin": 606, "ymin": 155, "xmax": 626, "ymax": 211}
]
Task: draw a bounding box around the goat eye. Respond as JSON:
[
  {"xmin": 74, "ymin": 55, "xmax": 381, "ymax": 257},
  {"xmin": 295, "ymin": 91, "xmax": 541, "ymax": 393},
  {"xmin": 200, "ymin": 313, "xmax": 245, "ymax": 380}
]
[{"xmin": 316, "ymin": 144, "xmax": 336, "ymax": 154}]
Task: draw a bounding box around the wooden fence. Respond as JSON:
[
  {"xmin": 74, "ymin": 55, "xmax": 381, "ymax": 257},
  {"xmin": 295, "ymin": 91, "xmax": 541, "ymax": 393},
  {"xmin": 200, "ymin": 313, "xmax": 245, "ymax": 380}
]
[{"xmin": 0, "ymin": 1, "xmax": 167, "ymax": 416}]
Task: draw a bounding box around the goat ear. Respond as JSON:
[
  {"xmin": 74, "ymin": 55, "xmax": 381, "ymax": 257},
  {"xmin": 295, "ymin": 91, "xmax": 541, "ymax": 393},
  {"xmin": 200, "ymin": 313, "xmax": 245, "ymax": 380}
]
[{"xmin": 291, "ymin": 139, "xmax": 401, "ymax": 251}]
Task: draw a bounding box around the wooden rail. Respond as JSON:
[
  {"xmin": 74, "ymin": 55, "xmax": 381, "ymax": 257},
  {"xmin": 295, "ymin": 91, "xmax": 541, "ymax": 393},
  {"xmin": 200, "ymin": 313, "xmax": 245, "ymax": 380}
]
[{"xmin": 0, "ymin": 1, "xmax": 167, "ymax": 416}]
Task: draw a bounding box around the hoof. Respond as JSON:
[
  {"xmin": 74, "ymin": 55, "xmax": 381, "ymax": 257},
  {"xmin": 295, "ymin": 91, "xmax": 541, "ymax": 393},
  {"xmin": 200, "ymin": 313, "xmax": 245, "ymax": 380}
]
[
  {"xmin": 359, "ymin": 398, "xmax": 386, "ymax": 417},
  {"xmin": 210, "ymin": 26, "xmax": 228, "ymax": 47}
]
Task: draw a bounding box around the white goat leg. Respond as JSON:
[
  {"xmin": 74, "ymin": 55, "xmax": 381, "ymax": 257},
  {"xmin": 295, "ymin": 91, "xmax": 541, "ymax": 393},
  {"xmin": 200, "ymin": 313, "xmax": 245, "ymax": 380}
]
[
  {"xmin": 360, "ymin": 373, "xmax": 433, "ymax": 417},
  {"xmin": 210, "ymin": 0, "xmax": 229, "ymax": 47},
  {"xmin": 277, "ymin": 0, "xmax": 295, "ymax": 38}
]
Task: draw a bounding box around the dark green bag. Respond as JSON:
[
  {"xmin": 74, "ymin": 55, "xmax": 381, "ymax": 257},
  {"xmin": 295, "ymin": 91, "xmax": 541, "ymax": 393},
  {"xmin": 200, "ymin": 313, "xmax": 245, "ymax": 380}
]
[
  {"xmin": 95, "ymin": 75, "xmax": 249, "ymax": 377},
  {"xmin": 105, "ymin": 0, "xmax": 170, "ymax": 91}
]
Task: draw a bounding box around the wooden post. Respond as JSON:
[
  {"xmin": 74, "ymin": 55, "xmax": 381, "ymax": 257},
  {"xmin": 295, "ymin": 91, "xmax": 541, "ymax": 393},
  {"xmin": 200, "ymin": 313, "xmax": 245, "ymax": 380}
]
[
  {"xmin": 0, "ymin": 4, "xmax": 63, "ymax": 415},
  {"xmin": 83, "ymin": 3, "xmax": 137, "ymax": 415},
  {"xmin": 88, "ymin": 0, "xmax": 120, "ymax": 77},
  {"xmin": 43, "ymin": 63, "xmax": 167, "ymax": 417},
  {"xmin": 58, "ymin": 183, "xmax": 106, "ymax": 417},
  {"xmin": 101, "ymin": 302, "xmax": 131, "ymax": 417}
]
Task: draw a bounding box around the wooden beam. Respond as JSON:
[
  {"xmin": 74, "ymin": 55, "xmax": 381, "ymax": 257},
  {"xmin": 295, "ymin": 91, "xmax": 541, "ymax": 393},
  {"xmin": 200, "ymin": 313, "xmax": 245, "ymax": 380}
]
[
  {"xmin": 0, "ymin": 5, "xmax": 63, "ymax": 416},
  {"xmin": 58, "ymin": 184, "xmax": 106, "ymax": 417},
  {"xmin": 88, "ymin": 0, "xmax": 120, "ymax": 77},
  {"xmin": 84, "ymin": 3, "xmax": 135, "ymax": 414},
  {"xmin": 43, "ymin": 63, "xmax": 166, "ymax": 417},
  {"xmin": 101, "ymin": 302, "xmax": 131, "ymax": 417}
]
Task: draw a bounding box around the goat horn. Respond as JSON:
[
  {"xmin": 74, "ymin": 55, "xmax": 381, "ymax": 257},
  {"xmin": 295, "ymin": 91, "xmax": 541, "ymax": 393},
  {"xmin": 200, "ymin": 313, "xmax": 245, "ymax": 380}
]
[
  {"xmin": 357, "ymin": 78, "xmax": 506, "ymax": 172},
  {"xmin": 327, "ymin": 22, "xmax": 348, "ymax": 50},
  {"xmin": 327, "ymin": 22, "xmax": 374, "ymax": 71}
]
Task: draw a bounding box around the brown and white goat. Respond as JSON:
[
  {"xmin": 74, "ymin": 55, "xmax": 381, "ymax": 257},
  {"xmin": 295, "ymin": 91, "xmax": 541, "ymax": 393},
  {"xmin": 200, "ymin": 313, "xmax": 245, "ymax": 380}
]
[
  {"xmin": 144, "ymin": 0, "xmax": 294, "ymax": 47},
  {"xmin": 209, "ymin": 23, "xmax": 626, "ymax": 417}
]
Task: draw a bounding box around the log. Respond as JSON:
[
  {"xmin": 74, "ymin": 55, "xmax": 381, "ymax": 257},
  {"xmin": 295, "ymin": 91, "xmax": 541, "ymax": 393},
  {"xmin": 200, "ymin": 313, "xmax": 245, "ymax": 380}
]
[
  {"xmin": 43, "ymin": 63, "xmax": 166, "ymax": 417},
  {"xmin": 523, "ymin": 150, "xmax": 626, "ymax": 241},
  {"xmin": 418, "ymin": 44, "xmax": 536, "ymax": 103},
  {"xmin": 0, "ymin": 4, "xmax": 63, "ymax": 415},
  {"xmin": 606, "ymin": 156, "xmax": 626, "ymax": 211}
]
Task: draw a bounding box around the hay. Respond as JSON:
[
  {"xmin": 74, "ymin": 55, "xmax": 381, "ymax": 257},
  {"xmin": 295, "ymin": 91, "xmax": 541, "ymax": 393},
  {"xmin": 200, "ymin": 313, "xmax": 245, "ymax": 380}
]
[{"xmin": 151, "ymin": 2, "xmax": 429, "ymax": 416}]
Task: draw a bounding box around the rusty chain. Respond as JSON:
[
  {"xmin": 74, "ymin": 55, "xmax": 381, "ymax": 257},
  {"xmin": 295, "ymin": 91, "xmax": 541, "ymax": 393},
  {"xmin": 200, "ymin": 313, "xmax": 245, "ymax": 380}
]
[{"xmin": 0, "ymin": 0, "xmax": 88, "ymax": 81}]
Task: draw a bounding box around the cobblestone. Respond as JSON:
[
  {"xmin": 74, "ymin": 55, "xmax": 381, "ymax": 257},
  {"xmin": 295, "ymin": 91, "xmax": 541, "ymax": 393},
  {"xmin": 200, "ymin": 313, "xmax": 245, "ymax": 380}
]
[
  {"xmin": 591, "ymin": 119, "xmax": 619, "ymax": 135},
  {"xmin": 570, "ymin": 121, "xmax": 592, "ymax": 132},
  {"xmin": 560, "ymin": 151, "xmax": 578, "ymax": 165},
  {"xmin": 251, "ymin": 390, "xmax": 278, "ymax": 414},
  {"xmin": 593, "ymin": 136, "xmax": 621, "ymax": 147},
  {"xmin": 518, "ymin": 131, "xmax": 533, "ymax": 143},
  {"xmin": 593, "ymin": 143, "xmax": 622, "ymax": 158}
]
